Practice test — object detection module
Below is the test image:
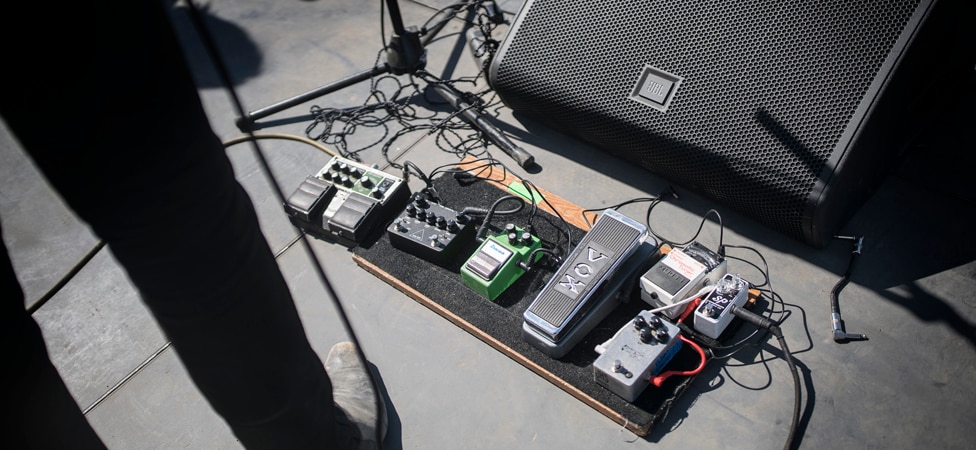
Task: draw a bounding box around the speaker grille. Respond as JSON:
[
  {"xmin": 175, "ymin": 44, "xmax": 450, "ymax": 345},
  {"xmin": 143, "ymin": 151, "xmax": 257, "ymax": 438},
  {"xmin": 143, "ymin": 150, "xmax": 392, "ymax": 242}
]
[{"xmin": 493, "ymin": 0, "xmax": 924, "ymax": 242}]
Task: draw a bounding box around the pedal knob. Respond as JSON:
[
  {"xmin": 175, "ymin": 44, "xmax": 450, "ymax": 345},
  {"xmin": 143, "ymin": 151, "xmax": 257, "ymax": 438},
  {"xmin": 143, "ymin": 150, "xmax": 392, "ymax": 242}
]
[
  {"xmin": 520, "ymin": 231, "xmax": 533, "ymax": 246},
  {"xmin": 321, "ymin": 171, "xmax": 335, "ymax": 181},
  {"xmin": 648, "ymin": 315, "xmax": 663, "ymax": 329},
  {"xmin": 633, "ymin": 316, "xmax": 647, "ymax": 330},
  {"xmin": 392, "ymin": 218, "xmax": 406, "ymax": 232},
  {"xmin": 639, "ymin": 326, "xmax": 655, "ymax": 344},
  {"xmin": 359, "ymin": 175, "xmax": 373, "ymax": 188},
  {"xmin": 413, "ymin": 193, "xmax": 428, "ymax": 208},
  {"xmin": 508, "ymin": 232, "xmax": 519, "ymax": 246},
  {"xmin": 370, "ymin": 187, "xmax": 383, "ymax": 199},
  {"xmin": 426, "ymin": 213, "xmax": 438, "ymax": 225},
  {"xmin": 654, "ymin": 328, "xmax": 669, "ymax": 343},
  {"xmin": 340, "ymin": 175, "xmax": 353, "ymax": 187},
  {"xmin": 436, "ymin": 216, "xmax": 447, "ymax": 229},
  {"xmin": 505, "ymin": 223, "xmax": 516, "ymax": 234},
  {"xmin": 455, "ymin": 212, "xmax": 469, "ymax": 224},
  {"xmin": 405, "ymin": 204, "xmax": 417, "ymax": 217},
  {"xmin": 447, "ymin": 220, "xmax": 459, "ymax": 233}
]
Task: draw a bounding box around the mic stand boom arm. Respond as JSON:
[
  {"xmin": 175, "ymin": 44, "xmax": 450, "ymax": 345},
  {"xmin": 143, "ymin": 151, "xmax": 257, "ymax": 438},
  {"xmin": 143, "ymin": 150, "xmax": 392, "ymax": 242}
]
[{"xmin": 428, "ymin": 81, "xmax": 535, "ymax": 169}]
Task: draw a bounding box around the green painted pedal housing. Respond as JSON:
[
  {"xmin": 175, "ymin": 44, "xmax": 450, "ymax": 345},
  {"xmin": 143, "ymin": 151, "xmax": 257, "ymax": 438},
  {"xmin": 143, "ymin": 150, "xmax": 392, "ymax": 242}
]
[{"xmin": 461, "ymin": 225, "xmax": 542, "ymax": 301}]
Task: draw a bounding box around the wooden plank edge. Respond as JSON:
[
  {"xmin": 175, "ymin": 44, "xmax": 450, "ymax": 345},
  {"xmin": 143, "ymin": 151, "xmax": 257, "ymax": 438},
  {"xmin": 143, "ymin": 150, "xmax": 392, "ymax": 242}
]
[
  {"xmin": 352, "ymin": 254, "xmax": 652, "ymax": 436},
  {"xmin": 456, "ymin": 157, "xmax": 596, "ymax": 232}
]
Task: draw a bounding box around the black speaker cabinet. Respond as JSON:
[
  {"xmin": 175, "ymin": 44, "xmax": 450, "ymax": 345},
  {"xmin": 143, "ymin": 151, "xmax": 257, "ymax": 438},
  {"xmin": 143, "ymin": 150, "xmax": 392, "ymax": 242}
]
[{"xmin": 490, "ymin": 0, "xmax": 975, "ymax": 247}]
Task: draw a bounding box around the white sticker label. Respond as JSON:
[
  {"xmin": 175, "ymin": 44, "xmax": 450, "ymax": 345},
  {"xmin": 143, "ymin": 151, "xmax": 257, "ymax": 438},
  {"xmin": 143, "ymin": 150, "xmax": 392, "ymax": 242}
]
[
  {"xmin": 484, "ymin": 240, "xmax": 514, "ymax": 261},
  {"xmin": 663, "ymin": 249, "xmax": 706, "ymax": 279}
]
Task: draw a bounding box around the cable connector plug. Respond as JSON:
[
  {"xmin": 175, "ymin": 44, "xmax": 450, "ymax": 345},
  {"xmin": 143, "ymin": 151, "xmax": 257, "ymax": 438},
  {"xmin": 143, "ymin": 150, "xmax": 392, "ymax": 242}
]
[
  {"xmin": 658, "ymin": 185, "xmax": 679, "ymax": 201},
  {"xmin": 729, "ymin": 304, "xmax": 781, "ymax": 337}
]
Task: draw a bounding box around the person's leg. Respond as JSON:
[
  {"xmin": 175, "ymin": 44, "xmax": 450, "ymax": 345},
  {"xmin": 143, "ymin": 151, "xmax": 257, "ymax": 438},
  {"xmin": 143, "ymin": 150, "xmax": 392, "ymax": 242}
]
[{"xmin": 1, "ymin": 1, "xmax": 370, "ymax": 448}]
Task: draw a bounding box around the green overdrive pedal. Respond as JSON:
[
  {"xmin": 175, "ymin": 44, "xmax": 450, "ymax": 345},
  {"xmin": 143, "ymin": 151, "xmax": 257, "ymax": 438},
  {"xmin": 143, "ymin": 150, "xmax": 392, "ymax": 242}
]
[{"xmin": 461, "ymin": 224, "xmax": 542, "ymax": 301}]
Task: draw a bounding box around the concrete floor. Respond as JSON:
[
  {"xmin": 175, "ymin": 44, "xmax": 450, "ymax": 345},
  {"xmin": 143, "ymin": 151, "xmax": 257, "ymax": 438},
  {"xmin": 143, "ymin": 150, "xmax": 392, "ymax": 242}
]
[{"xmin": 3, "ymin": 1, "xmax": 974, "ymax": 448}]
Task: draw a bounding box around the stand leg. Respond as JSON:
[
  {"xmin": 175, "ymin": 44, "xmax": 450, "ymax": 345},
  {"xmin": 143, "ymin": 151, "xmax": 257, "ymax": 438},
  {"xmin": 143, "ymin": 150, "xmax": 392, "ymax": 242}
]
[
  {"xmin": 236, "ymin": 0, "xmax": 450, "ymax": 131},
  {"xmin": 236, "ymin": 65, "xmax": 389, "ymax": 132}
]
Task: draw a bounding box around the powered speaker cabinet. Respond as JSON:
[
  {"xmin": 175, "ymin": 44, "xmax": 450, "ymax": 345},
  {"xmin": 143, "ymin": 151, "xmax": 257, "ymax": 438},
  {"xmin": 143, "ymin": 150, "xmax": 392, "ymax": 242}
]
[{"xmin": 490, "ymin": 0, "xmax": 975, "ymax": 247}]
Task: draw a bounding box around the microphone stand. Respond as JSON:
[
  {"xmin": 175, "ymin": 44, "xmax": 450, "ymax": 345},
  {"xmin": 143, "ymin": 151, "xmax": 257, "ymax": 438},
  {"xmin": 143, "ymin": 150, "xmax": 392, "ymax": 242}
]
[
  {"xmin": 235, "ymin": 0, "xmax": 533, "ymax": 169},
  {"xmin": 236, "ymin": 0, "xmax": 446, "ymax": 132}
]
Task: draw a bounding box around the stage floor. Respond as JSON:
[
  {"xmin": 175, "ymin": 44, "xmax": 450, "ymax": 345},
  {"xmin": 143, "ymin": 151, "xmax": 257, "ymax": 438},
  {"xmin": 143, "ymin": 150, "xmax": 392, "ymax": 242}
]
[{"xmin": 2, "ymin": 1, "xmax": 974, "ymax": 448}]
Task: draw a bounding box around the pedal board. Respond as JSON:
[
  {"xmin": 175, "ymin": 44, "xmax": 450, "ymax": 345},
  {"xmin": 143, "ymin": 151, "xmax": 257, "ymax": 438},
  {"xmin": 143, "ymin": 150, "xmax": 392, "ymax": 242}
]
[
  {"xmin": 522, "ymin": 209, "xmax": 652, "ymax": 358},
  {"xmin": 284, "ymin": 155, "xmax": 410, "ymax": 247},
  {"xmin": 387, "ymin": 194, "xmax": 477, "ymax": 266},
  {"xmin": 593, "ymin": 311, "xmax": 683, "ymax": 402},
  {"xmin": 460, "ymin": 224, "xmax": 541, "ymax": 301}
]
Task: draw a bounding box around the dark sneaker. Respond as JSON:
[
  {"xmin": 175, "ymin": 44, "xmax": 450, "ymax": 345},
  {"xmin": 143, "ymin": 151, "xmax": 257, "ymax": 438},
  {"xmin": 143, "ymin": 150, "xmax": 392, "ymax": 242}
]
[{"xmin": 326, "ymin": 342, "xmax": 388, "ymax": 449}]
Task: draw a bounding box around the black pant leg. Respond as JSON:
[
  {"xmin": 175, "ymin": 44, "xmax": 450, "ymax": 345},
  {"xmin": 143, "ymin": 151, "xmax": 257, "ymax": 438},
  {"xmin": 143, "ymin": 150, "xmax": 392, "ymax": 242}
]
[{"xmin": 1, "ymin": 1, "xmax": 351, "ymax": 448}]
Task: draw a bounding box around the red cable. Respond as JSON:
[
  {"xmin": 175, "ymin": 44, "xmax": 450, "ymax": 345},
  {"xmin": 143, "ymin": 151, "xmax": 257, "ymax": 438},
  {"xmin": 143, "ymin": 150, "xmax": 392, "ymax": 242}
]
[
  {"xmin": 651, "ymin": 335, "xmax": 707, "ymax": 387},
  {"xmin": 677, "ymin": 297, "xmax": 702, "ymax": 323}
]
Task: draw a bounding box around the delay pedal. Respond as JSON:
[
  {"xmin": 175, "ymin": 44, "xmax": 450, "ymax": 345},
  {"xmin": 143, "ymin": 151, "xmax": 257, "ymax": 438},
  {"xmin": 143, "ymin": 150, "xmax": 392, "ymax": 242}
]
[
  {"xmin": 460, "ymin": 224, "xmax": 541, "ymax": 301},
  {"xmin": 387, "ymin": 194, "xmax": 478, "ymax": 266},
  {"xmin": 693, "ymin": 273, "xmax": 750, "ymax": 339},
  {"xmin": 593, "ymin": 311, "xmax": 683, "ymax": 402},
  {"xmin": 284, "ymin": 155, "xmax": 410, "ymax": 247},
  {"xmin": 639, "ymin": 241, "xmax": 727, "ymax": 319},
  {"xmin": 522, "ymin": 209, "xmax": 654, "ymax": 358}
]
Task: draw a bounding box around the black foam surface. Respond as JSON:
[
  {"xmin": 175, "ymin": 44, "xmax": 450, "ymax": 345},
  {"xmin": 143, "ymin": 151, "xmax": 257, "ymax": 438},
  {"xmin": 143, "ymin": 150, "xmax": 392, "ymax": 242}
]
[{"xmin": 353, "ymin": 174, "xmax": 702, "ymax": 434}]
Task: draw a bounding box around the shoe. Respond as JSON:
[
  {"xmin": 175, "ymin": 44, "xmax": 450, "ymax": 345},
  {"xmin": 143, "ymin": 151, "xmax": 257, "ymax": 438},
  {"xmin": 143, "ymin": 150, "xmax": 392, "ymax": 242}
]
[{"xmin": 326, "ymin": 342, "xmax": 388, "ymax": 449}]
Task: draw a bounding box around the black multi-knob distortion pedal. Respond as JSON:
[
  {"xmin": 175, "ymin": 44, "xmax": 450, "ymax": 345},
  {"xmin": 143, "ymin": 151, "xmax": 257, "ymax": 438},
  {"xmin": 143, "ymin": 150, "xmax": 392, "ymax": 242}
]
[{"xmin": 387, "ymin": 193, "xmax": 478, "ymax": 266}]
